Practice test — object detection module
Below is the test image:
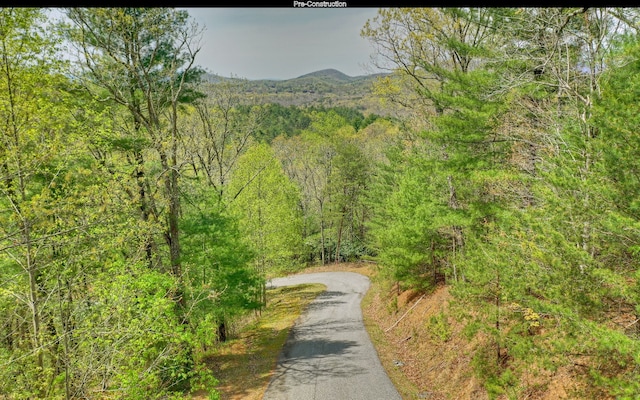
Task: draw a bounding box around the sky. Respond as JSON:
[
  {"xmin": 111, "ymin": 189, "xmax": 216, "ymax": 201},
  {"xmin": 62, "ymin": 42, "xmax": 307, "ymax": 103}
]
[{"xmin": 183, "ymin": 8, "xmax": 383, "ymax": 81}]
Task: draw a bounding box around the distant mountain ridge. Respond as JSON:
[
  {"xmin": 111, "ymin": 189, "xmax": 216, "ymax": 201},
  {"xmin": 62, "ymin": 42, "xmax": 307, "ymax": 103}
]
[
  {"xmin": 291, "ymin": 68, "xmax": 387, "ymax": 83},
  {"xmin": 203, "ymin": 68, "xmax": 388, "ymax": 84},
  {"xmin": 202, "ymin": 68, "xmax": 394, "ymax": 115}
]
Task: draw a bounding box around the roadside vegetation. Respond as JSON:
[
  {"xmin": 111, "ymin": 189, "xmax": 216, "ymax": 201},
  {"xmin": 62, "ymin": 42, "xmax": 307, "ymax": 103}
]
[{"xmin": 192, "ymin": 283, "xmax": 325, "ymax": 400}]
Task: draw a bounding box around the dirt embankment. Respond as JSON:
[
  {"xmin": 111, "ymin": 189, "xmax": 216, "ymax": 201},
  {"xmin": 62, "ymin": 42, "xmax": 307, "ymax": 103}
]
[
  {"xmin": 361, "ymin": 278, "xmax": 594, "ymax": 400},
  {"xmin": 362, "ymin": 283, "xmax": 489, "ymax": 400}
]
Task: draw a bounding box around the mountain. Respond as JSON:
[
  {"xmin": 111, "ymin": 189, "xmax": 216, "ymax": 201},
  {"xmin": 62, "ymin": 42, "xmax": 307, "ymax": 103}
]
[
  {"xmin": 292, "ymin": 68, "xmax": 377, "ymax": 83},
  {"xmin": 202, "ymin": 69, "xmax": 393, "ymax": 115},
  {"xmin": 204, "ymin": 68, "xmax": 386, "ymax": 84},
  {"xmin": 295, "ymin": 68, "xmax": 353, "ymax": 82}
]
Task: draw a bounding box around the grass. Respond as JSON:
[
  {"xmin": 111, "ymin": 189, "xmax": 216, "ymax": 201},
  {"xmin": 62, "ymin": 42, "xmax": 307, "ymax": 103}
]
[{"xmin": 191, "ymin": 283, "xmax": 326, "ymax": 400}]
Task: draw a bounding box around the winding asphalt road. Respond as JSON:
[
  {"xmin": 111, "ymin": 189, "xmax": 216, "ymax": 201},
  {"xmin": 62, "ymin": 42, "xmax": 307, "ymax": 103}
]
[{"xmin": 263, "ymin": 272, "xmax": 402, "ymax": 400}]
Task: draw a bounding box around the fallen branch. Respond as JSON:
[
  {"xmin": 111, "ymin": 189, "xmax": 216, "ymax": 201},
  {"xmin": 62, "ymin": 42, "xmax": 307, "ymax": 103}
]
[
  {"xmin": 427, "ymin": 361, "xmax": 447, "ymax": 373},
  {"xmin": 385, "ymin": 294, "xmax": 427, "ymax": 333},
  {"xmin": 398, "ymin": 336, "xmax": 412, "ymax": 343}
]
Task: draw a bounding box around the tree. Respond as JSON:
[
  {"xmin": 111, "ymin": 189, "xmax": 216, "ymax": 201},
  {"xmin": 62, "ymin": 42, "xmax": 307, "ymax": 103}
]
[
  {"xmin": 590, "ymin": 37, "xmax": 640, "ymax": 393},
  {"xmin": 184, "ymin": 79, "xmax": 260, "ymax": 204},
  {"xmin": 0, "ymin": 8, "xmax": 81, "ymax": 397},
  {"xmin": 66, "ymin": 7, "xmax": 204, "ymax": 287},
  {"xmin": 180, "ymin": 190, "xmax": 262, "ymax": 344},
  {"xmin": 327, "ymin": 138, "xmax": 371, "ymax": 263},
  {"xmin": 363, "ymin": 7, "xmax": 511, "ymax": 284},
  {"xmin": 229, "ymin": 143, "xmax": 304, "ymax": 278},
  {"xmin": 363, "ymin": 7, "xmax": 640, "ymax": 396},
  {"xmin": 248, "ymin": 103, "xmax": 311, "ymax": 143},
  {"xmin": 61, "ymin": 8, "xmax": 217, "ymax": 396},
  {"xmin": 0, "ymin": 8, "xmax": 152, "ymax": 398},
  {"xmin": 272, "ymin": 117, "xmax": 339, "ymax": 264}
]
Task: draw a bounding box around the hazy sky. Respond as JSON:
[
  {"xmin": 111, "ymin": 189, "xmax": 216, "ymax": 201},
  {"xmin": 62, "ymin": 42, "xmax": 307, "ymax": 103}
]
[{"xmin": 183, "ymin": 8, "xmax": 383, "ymax": 80}]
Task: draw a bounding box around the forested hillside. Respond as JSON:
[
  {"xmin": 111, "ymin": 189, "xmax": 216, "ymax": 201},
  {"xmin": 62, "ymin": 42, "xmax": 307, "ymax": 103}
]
[
  {"xmin": 362, "ymin": 8, "xmax": 640, "ymax": 399},
  {"xmin": 1, "ymin": 7, "xmax": 640, "ymax": 399},
  {"xmin": 204, "ymin": 68, "xmax": 396, "ymax": 115}
]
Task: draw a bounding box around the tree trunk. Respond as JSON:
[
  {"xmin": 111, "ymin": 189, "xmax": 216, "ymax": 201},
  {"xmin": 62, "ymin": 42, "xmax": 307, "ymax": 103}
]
[
  {"xmin": 447, "ymin": 175, "xmax": 464, "ymax": 281},
  {"xmin": 319, "ymin": 202, "xmax": 326, "ymax": 265},
  {"xmin": 25, "ymin": 222, "xmax": 43, "ymax": 371},
  {"xmin": 217, "ymin": 321, "xmax": 227, "ymax": 342},
  {"xmin": 335, "ymin": 211, "xmax": 344, "ymax": 264},
  {"xmin": 160, "ymin": 147, "xmax": 184, "ymax": 310},
  {"xmin": 134, "ymin": 151, "xmax": 156, "ymax": 269}
]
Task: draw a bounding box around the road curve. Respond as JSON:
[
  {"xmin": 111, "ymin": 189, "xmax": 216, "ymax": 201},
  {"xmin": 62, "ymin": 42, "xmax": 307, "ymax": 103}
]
[{"xmin": 263, "ymin": 272, "xmax": 402, "ymax": 400}]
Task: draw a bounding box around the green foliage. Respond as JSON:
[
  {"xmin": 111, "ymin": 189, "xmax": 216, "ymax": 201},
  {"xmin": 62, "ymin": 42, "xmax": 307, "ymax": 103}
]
[
  {"xmin": 427, "ymin": 312, "xmax": 452, "ymax": 342},
  {"xmin": 272, "ymin": 107, "xmax": 392, "ymax": 265},
  {"xmin": 326, "ymin": 139, "xmax": 372, "ymax": 262},
  {"xmin": 228, "ymin": 143, "xmax": 305, "ymax": 275},
  {"xmin": 584, "ymin": 33, "xmax": 640, "ymax": 399},
  {"xmin": 236, "ymin": 102, "xmax": 381, "ymax": 143},
  {"xmin": 364, "ymin": 6, "xmax": 640, "ymax": 397},
  {"xmin": 181, "ymin": 199, "xmax": 263, "ymax": 324},
  {"xmin": 368, "ymin": 148, "xmax": 454, "ymax": 288},
  {"xmin": 242, "ymin": 103, "xmax": 312, "ymax": 142},
  {"xmin": 306, "ymin": 108, "xmax": 354, "ymax": 138},
  {"xmin": 0, "ymin": 8, "xmax": 95, "ymax": 398},
  {"xmin": 462, "ymin": 319, "xmax": 483, "ymax": 341},
  {"xmin": 180, "ymin": 122, "xmax": 265, "ymax": 362},
  {"xmin": 85, "ymin": 266, "xmax": 193, "ymax": 397},
  {"xmin": 3, "ymin": 6, "xmax": 640, "ymax": 399},
  {"xmin": 593, "ymin": 34, "xmax": 640, "ymax": 222},
  {"xmin": 0, "ymin": 7, "xmax": 226, "ymax": 398},
  {"xmin": 309, "ymin": 105, "xmax": 379, "ymax": 131}
]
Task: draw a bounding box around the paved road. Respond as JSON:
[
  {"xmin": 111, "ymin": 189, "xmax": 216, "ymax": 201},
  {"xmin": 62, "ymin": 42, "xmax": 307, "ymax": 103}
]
[{"xmin": 263, "ymin": 272, "xmax": 402, "ymax": 400}]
